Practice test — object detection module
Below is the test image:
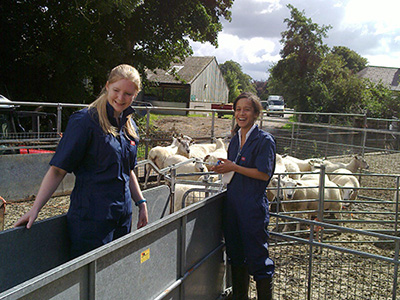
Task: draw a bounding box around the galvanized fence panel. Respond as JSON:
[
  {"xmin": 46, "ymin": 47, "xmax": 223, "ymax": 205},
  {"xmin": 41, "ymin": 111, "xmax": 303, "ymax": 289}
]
[
  {"xmin": 269, "ymin": 214, "xmax": 400, "ymax": 300},
  {"xmin": 269, "ymin": 168, "xmax": 400, "ymax": 237}
]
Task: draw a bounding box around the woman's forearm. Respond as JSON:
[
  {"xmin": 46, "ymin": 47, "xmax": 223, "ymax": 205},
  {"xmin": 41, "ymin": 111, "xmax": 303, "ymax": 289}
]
[
  {"xmin": 32, "ymin": 166, "xmax": 67, "ymax": 212},
  {"xmin": 233, "ymin": 164, "xmax": 270, "ymax": 181}
]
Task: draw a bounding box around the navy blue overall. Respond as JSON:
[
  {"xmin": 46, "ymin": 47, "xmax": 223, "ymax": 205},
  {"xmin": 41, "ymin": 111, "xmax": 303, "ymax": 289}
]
[
  {"xmin": 224, "ymin": 125, "xmax": 276, "ymax": 280},
  {"xmin": 50, "ymin": 103, "xmax": 138, "ymax": 257}
]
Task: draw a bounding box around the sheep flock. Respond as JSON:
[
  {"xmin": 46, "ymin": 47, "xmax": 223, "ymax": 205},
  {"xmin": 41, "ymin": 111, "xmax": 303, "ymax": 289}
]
[{"xmin": 144, "ymin": 135, "xmax": 374, "ymax": 223}]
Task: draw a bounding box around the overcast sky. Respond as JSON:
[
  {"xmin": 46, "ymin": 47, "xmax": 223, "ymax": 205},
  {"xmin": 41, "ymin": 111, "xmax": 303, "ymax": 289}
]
[{"xmin": 190, "ymin": 0, "xmax": 400, "ymax": 81}]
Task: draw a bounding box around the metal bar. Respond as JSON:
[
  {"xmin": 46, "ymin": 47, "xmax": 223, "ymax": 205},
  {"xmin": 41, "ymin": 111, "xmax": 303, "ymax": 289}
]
[
  {"xmin": 392, "ymin": 240, "xmax": 399, "ymax": 300},
  {"xmin": 153, "ymin": 243, "xmax": 225, "ymax": 300}
]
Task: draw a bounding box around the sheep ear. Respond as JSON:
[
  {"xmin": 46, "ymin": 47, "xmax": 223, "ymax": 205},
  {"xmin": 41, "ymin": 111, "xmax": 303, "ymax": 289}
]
[
  {"xmin": 204, "ymin": 154, "xmax": 210, "ymax": 160},
  {"xmin": 297, "ymin": 181, "xmax": 303, "ymax": 186}
]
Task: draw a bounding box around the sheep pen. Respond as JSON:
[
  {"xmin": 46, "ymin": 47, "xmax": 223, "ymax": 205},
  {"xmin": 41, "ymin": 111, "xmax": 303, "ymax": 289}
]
[{"xmin": 3, "ymin": 113, "xmax": 400, "ymax": 299}]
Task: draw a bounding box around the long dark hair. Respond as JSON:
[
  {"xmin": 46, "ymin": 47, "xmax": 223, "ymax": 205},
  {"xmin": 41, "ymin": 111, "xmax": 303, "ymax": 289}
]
[{"xmin": 232, "ymin": 92, "xmax": 263, "ymax": 135}]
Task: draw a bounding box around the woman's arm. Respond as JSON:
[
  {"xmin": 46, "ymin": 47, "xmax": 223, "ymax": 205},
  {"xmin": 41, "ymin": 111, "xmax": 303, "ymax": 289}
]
[
  {"xmin": 129, "ymin": 170, "xmax": 148, "ymax": 229},
  {"xmin": 14, "ymin": 165, "xmax": 67, "ymax": 229},
  {"xmin": 212, "ymin": 158, "xmax": 270, "ymax": 181}
]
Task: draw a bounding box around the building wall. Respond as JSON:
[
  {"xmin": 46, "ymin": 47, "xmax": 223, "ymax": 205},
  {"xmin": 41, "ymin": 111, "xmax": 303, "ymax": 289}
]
[{"xmin": 190, "ymin": 59, "xmax": 229, "ymax": 104}]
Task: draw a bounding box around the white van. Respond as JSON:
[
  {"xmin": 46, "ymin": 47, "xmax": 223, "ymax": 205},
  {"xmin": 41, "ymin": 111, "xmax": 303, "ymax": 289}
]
[{"xmin": 266, "ymin": 95, "xmax": 285, "ymax": 117}]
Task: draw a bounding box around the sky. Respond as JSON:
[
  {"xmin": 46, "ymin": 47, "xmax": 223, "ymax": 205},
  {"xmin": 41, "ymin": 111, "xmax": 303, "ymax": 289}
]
[{"xmin": 190, "ymin": 0, "xmax": 400, "ymax": 81}]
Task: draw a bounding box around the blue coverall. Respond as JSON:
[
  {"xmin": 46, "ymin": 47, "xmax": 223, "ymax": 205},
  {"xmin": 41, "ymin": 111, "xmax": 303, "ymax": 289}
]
[
  {"xmin": 50, "ymin": 103, "xmax": 138, "ymax": 257},
  {"xmin": 224, "ymin": 125, "xmax": 276, "ymax": 280}
]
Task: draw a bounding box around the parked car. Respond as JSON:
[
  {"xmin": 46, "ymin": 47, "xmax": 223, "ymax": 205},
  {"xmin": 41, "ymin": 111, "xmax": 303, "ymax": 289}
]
[{"xmin": 266, "ymin": 95, "xmax": 285, "ymax": 117}]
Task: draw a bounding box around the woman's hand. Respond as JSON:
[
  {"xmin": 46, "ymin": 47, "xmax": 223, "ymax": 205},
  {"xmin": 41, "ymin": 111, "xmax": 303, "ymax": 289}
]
[
  {"xmin": 137, "ymin": 203, "xmax": 148, "ymax": 229},
  {"xmin": 212, "ymin": 158, "xmax": 237, "ymax": 174},
  {"xmin": 14, "ymin": 208, "xmax": 39, "ymax": 229}
]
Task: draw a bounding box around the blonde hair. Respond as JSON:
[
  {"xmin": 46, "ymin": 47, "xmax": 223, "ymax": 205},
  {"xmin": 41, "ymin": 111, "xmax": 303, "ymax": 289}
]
[{"xmin": 89, "ymin": 64, "xmax": 141, "ymax": 139}]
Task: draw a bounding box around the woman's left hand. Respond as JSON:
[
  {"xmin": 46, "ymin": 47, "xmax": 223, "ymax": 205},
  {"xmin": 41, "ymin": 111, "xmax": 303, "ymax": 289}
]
[{"xmin": 137, "ymin": 203, "xmax": 148, "ymax": 229}]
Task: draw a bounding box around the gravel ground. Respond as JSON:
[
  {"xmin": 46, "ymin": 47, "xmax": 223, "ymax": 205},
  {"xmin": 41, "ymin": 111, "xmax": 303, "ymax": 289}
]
[{"xmin": 2, "ymin": 114, "xmax": 400, "ymax": 299}]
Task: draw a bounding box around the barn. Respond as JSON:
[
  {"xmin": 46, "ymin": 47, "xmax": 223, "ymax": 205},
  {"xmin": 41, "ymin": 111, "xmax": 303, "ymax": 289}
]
[
  {"xmin": 358, "ymin": 66, "xmax": 400, "ymax": 92},
  {"xmin": 144, "ymin": 56, "xmax": 229, "ymax": 114}
]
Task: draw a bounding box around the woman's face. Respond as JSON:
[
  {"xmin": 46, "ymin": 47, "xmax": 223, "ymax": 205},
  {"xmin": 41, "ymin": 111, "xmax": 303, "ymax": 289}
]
[
  {"xmin": 106, "ymin": 78, "xmax": 138, "ymax": 117},
  {"xmin": 235, "ymin": 97, "xmax": 258, "ymax": 131}
]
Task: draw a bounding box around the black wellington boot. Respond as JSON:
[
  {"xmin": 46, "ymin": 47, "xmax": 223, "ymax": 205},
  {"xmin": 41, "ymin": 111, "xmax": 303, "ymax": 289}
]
[
  {"xmin": 231, "ymin": 264, "xmax": 250, "ymax": 300},
  {"xmin": 256, "ymin": 277, "xmax": 273, "ymax": 300}
]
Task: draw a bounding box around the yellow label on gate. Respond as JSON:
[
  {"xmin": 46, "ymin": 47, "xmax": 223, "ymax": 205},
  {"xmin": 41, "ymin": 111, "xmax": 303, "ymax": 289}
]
[{"xmin": 140, "ymin": 248, "xmax": 150, "ymax": 263}]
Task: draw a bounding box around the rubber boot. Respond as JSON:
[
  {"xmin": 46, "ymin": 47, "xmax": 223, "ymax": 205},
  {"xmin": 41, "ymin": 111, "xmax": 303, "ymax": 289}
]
[
  {"xmin": 256, "ymin": 277, "xmax": 273, "ymax": 300},
  {"xmin": 231, "ymin": 264, "xmax": 250, "ymax": 300}
]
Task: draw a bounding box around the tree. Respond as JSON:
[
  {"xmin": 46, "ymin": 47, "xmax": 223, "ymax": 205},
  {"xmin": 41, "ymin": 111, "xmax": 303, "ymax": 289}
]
[
  {"xmin": 254, "ymin": 80, "xmax": 269, "ymax": 100},
  {"xmin": 269, "ymin": 4, "xmax": 331, "ymax": 111},
  {"xmin": 0, "ymin": 0, "xmax": 233, "ymax": 103},
  {"xmin": 219, "ymin": 60, "xmax": 256, "ymax": 102},
  {"xmin": 331, "ymin": 46, "xmax": 368, "ymax": 73}
]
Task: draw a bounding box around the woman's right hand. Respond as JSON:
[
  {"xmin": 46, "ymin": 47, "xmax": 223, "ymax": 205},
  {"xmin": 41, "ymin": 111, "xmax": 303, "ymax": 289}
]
[{"xmin": 14, "ymin": 208, "xmax": 39, "ymax": 229}]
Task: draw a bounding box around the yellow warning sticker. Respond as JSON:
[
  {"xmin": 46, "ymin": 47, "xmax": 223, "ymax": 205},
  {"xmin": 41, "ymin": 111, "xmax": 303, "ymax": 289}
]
[{"xmin": 140, "ymin": 248, "xmax": 150, "ymax": 263}]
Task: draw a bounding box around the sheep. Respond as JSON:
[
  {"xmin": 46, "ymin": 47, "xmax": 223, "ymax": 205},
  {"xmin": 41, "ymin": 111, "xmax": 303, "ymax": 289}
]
[
  {"xmin": 328, "ymin": 168, "xmax": 353, "ymax": 181},
  {"xmin": 275, "ymin": 153, "xmax": 287, "ymax": 175},
  {"xmin": 203, "ymin": 139, "xmax": 227, "ymax": 170},
  {"xmin": 172, "ymin": 184, "xmax": 206, "ymax": 211},
  {"xmin": 310, "ymin": 155, "xmax": 369, "ymax": 173},
  {"xmin": 280, "ymin": 177, "xmax": 342, "ymax": 231},
  {"xmin": 144, "ymin": 134, "xmax": 192, "ymax": 188},
  {"xmin": 188, "ymin": 138, "xmax": 224, "ymax": 159},
  {"xmin": 330, "ymin": 169, "xmax": 360, "ymax": 203},
  {"xmin": 281, "ymin": 155, "xmax": 322, "ymax": 172},
  {"xmin": 300, "ymin": 171, "xmax": 330, "ymax": 182},
  {"xmin": 282, "ymin": 156, "xmax": 301, "ymax": 179},
  {"xmin": 163, "ymin": 155, "xmax": 206, "ymax": 181}
]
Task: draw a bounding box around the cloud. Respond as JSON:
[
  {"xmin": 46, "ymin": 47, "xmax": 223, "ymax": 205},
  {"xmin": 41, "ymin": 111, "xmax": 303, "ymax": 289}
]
[{"xmin": 192, "ymin": 0, "xmax": 400, "ymax": 80}]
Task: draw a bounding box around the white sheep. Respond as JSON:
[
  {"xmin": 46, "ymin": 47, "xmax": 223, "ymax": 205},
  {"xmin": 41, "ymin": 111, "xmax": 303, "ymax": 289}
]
[
  {"xmin": 163, "ymin": 155, "xmax": 206, "ymax": 181},
  {"xmin": 300, "ymin": 171, "xmax": 330, "ymax": 182},
  {"xmin": 189, "ymin": 139, "xmax": 225, "ymax": 159},
  {"xmin": 282, "ymin": 155, "xmax": 321, "ymax": 172},
  {"xmin": 172, "ymin": 183, "xmax": 219, "ymax": 211},
  {"xmin": 203, "ymin": 139, "xmax": 227, "ymax": 170},
  {"xmin": 282, "ymin": 156, "xmax": 301, "ymax": 179},
  {"xmin": 275, "ymin": 153, "xmax": 287, "ymax": 175},
  {"xmin": 144, "ymin": 134, "xmax": 192, "ymax": 188},
  {"xmin": 330, "ymin": 168, "xmax": 360, "ymax": 203},
  {"xmin": 310, "ymin": 155, "xmax": 369, "ymax": 173},
  {"xmin": 280, "ymin": 177, "xmax": 342, "ymax": 231}
]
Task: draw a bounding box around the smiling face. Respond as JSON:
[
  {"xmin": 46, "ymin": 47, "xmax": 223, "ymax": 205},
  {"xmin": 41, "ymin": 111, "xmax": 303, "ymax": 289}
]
[
  {"xmin": 234, "ymin": 97, "xmax": 259, "ymax": 131},
  {"xmin": 106, "ymin": 78, "xmax": 138, "ymax": 118}
]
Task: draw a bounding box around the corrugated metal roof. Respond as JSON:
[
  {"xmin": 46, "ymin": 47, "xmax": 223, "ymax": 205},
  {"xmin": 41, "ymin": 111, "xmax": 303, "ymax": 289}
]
[
  {"xmin": 358, "ymin": 66, "xmax": 400, "ymax": 91},
  {"xmin": 146, "ymin": 56, "xmax": 216, "ymax": 85}
]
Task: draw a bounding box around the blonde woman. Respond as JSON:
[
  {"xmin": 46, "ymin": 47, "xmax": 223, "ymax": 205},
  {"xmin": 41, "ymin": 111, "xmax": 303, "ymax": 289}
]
[{"xmin": 15, "ymin": 64, "xmax": 148, "ymax": 258}]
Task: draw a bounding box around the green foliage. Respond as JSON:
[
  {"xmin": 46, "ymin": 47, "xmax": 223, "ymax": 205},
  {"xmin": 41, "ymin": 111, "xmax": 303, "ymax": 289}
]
[
  {"xmin": 331, "ymin": 46, "xmax": 368, "ymax": 73},
  {"xmin": 268, "ymin": 4, "xmax": 393, "ymax": 119},
  {"xmin": 359, "ymin": 80, "xmax": 398, "ymax": 118},
  {"xmin": 219, "ymin": 60, "xmax": 256, "ymax": 102},
  {"xmin": 0, "ymin": 0, "xmax": 233, "ymax": 103}
]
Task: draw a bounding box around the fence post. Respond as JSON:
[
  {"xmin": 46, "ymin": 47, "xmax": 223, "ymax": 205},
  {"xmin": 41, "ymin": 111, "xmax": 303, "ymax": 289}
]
[
  {"xmin": 307, "ymin": 224, "xmax": 315, "ymax": 300},
  {"xmin": 170, "ymin": 168, "xmax": 176, "ymax": 214},
  {"xmin": 290, "ymin": 119, "xmax": 295, "ymax": 156},
  {"xmin": 317, "ymin": 165, "xmax": 326, "ymax": 222},
  {"xmin": 145, "ymin": 108, "xmax": 151, "ymax": 159},
  {"xmin": 324, "ymin": 115, "xmax": 331, "ymax": 157},
  {"xmin": 57, "ymin": 103, "xmax": 62, "ymax": 135},
  {"xmin": 392, "ymin": 239, "xmax": 399, "ymax": 300},
  {"xmin": 211, "ymin": 110, "xmax": 216, "ymax": 142},
  {"xmin": 361, "ymin": 113, "xmax": 367, "ymax": 156},
  {"xmin": 395, "ymin": 176, "xmax": 399, "ymax": 234}
]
